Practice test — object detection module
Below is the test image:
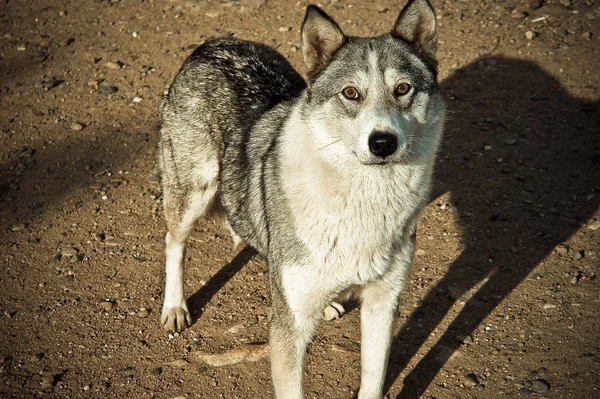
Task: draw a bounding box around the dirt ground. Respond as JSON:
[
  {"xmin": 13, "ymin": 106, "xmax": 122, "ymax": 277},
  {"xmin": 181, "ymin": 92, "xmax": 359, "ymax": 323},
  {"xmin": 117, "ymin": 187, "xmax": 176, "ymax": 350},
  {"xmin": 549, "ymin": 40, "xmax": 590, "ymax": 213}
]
[{"xmin": 0, "ymin": 0, "xmax": 599, "ymax": 398}]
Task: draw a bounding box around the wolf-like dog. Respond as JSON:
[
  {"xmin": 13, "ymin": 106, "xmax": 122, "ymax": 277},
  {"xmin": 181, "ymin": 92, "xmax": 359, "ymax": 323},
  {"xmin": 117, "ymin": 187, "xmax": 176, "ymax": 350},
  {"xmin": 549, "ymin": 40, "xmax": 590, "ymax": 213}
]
[{"xmin": 157, "ymin": 0, "xmax": 444, "ymax": 397}]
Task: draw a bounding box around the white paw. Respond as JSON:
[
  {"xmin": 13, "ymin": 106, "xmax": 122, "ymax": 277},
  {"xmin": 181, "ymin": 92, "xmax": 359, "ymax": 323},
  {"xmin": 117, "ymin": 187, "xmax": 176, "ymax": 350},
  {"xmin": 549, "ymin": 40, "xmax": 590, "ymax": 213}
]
[
  {"xmin": 161, "ymin": 303, "xmax": 192, "ymax": 332},
  {"xmin": 323, "ymin": 301, "xmax": 346, "ymax": 321}
]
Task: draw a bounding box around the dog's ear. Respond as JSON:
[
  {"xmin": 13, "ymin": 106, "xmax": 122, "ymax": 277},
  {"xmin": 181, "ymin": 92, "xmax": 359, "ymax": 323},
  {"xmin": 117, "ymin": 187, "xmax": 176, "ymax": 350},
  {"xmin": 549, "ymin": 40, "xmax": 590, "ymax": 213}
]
[
  {"xmin": 392, "ymin": 0, "xmax": 438, "ymax": 57},
  {"xmin": 301, "ymin": 5, "xmax": 346, "ymax": 78}
]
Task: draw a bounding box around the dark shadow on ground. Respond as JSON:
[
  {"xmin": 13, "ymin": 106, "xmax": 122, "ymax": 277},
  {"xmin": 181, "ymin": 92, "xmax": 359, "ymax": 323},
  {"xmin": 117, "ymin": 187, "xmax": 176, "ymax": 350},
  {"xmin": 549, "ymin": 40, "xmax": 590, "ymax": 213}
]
[
  {"xmin": 187, "ymin": 246, "xmax": 258, "ymax": 323},
  {"xmin": 383, "ymin": 56, "xmax": 599, "ymax": 397}
]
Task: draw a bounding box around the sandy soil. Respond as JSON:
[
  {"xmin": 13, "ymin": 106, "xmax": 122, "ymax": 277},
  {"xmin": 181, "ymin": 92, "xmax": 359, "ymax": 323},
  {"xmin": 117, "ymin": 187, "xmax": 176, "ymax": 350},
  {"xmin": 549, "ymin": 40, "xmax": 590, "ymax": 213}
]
[{"xmin": 1, "ymin": 0, "xmax": 599, "ymax": 398}]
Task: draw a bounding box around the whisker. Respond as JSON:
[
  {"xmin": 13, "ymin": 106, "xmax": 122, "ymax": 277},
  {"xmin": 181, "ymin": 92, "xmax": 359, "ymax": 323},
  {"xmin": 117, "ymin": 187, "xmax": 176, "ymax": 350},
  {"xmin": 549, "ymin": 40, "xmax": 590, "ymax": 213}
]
[{"xmin": 319, "ymin": 137, "xmax": 342, "ymax": 150}]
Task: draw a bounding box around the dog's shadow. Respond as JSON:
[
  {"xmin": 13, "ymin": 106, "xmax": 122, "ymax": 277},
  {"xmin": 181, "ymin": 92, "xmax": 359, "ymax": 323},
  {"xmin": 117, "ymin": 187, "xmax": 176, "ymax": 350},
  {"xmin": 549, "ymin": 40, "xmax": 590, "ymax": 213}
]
[
  {"xmin": 385, "ymin": 56, "xmax": 599, "ymax": 397},
  {"xmin": 187, "ymin": 246, "xmax": 258, "ymax": 323}
]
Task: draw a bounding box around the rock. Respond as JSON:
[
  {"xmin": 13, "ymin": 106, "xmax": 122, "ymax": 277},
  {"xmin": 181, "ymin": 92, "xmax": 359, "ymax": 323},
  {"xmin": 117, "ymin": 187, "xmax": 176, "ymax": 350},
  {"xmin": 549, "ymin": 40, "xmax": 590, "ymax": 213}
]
[
  {"xmin": 511, "ymin": 10, "xmax": 527, "ymax": 19},
  {"xmin": 116, "ymin": 366, "xmax": 135, "ymax": 381},
  {"xmin": 278, "ymin": 26, "xmax": 291, "ymax": 32},
  {"xmin": 226, "ymin": 323, "xmax": 244, "ymax": 334},
  {"xmin": 70, "ymin": 123, "xmax": 84, "ymax": 131},
  {"xmin": 99, "ymin": 300, "xmax": 115, "ymax": 311},
  {"xmin": 330, "ymin": 344, "xmax": 359, "ymax": 354},
  {"xmin": 60, "ymin": 247, "xmax": 78, "ymax": 258},
  {"xmin": 528, "ymin": 0, "xmax": 543, "ymax": 10},
  {"xmin": 205, "ymin": 10, "xmax": 220, "ymax": 18},
  {"xmin": 519, "ymin": 387, "xmax": 532, "ymax": 397},
  {"xmin": 581, "ymin": 32, "xmax": 592, "ymax": 40},
  {"xmin": 98, "ymin": 85, "xmax": 118, "ymax": 94},
  {"xmin": 525, "ymin": 31, "xmax": 537, "ymax": 40},
  {"xmin": 35, "ymin": 77, "xmax": 62, "ymax": 90},
  {"xmin": 10, "ymin": 223, "xmax": 26, "ymax": 232},
  {"xmin": 168, "ymin": 358, "xmax": 189, "ymax": 368},
  {"xmin": 150, "ymin": 366, "xmax": 164, "ymax": 376},
  {"xmin": 531, "ymin": 379, "xmax": 550, "ymax": 393},
  {"xmin": 555, "ymin": 244, "xmax": 569, "ymax": 255},
  {"xmin": 587, "ymin": 220, "xmax": 600, "ymax": 231},
  {"xmin": 572, "ymin": 250, "xmax": 584, "ymax": 261},
  {"xmin": 195, "ymin": 342, "xmax": 269, "ymax": 366},
  {"xmin": 88, "ymin": 182, "xmax": 103, "ymax": 190},
  {"xmin": 137, "ymin": 308, "xmax": 150, "ymax": 318},
  {"xmin": 132, "ymin": 96, "xmax": 143, "ymax": 103},
  {"xmin": 559, "ymin": 0, "xmax": 571, "ymax": 7},
  {"xmin": 103, "ymin": 237, "xmax": 125, "ymax": 246},
  {"xmin": 104, "ymin": 61, "xmax": 122, "ymax": 70},
  {"xmin": 462, "ymin": 373, "xmax": 479, "ymax": 387}
]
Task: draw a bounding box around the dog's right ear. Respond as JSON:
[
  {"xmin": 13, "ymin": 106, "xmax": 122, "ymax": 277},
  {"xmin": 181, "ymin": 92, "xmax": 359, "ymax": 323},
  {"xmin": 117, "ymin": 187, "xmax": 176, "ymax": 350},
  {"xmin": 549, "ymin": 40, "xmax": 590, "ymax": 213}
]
[{"xmin": 301, "ymin": 6, "xmax": 346, "ymax": 78}]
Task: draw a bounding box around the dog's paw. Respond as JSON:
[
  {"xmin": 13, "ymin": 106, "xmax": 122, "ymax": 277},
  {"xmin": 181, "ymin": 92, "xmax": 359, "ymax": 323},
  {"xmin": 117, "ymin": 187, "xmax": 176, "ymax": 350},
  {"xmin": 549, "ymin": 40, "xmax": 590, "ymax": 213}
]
[
  {"xmin": 161, "ymin": 304, "xmax": 192, "ymax": 332},
  {"xmin": 323, "ymin": 301, "xmax": 346, "ymax": 321}
]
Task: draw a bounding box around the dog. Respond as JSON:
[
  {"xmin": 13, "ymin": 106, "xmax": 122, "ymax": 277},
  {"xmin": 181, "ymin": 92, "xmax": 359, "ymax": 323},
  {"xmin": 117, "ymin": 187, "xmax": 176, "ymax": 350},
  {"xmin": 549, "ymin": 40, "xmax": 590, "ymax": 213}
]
[{"xmin": 157, "ymin": 0, "xmax": 444, "ymax": 397}]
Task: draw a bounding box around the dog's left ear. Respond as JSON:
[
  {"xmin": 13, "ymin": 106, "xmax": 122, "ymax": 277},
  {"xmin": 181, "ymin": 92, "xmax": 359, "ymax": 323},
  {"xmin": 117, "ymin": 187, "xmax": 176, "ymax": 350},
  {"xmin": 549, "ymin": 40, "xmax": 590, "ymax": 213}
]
[
  {"xmin": 392, "ymin": 0, "xmax": 438, "ymax": 57},
  {"xmin": 301, "ymin": 5, "xmax": 347, "ymax": 78}
]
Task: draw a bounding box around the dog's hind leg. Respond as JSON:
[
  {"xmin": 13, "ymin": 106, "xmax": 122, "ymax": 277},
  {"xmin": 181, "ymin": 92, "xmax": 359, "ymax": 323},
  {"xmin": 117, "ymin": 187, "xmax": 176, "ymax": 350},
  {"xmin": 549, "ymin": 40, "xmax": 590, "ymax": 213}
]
[{"xmin": 161, "ymin": 183, "xmax": 218, "ymax": 332}]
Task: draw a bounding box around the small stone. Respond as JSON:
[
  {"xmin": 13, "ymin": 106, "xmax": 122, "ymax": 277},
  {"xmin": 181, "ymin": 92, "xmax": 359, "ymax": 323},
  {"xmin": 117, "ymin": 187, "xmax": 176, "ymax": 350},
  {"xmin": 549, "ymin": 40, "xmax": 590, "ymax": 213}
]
[
  {"xmin": 103, "ymin": 237, "xmax": 125, "ymax": 246},
  {"xmin": 511, "ymin": 10, "xmax": 527, "ymax": 19},
  {"xmin": 104, "ymin": 61, "xmax": 122, "ymax": 70},
  {"xmin": 36, "ymin": 77, "xmax": 62, "ymax": 90},
  {"xmin": 587, "ymin": 220, "xmax": 600, "ymax": 231},
  {"xmin": 462, "ymin": 335, "xmax": 473, "ymax": 344},
  {"xmin": 519, "ymin": 387, "xmax": 532, "ymax": 397},
  {"xmin": 98, "ymin": 85, "xmax": 118, "ymax": 94},
  {"xmin": 150, "ymin": 366, "xmax": 164, "ymax": 376},
  {"xmin": 558, "ymin": 28, "xmax": 569, "ymax": 37},
  {"xmin": 531, "ymin": 379, "xmax": 550, "ymax": 393},
  {"xmin": 205, "ymin": 10, "xmax": 220, "ymax": 18},
  {"xmin": 559, "ymin": 0, "xmax": 571, "ymax": 7},
  {"xmin": 227, "ymin": 324, "xmax": 244, "ymax": 334},
  {"xmin": 99, "ymin": 300, "xmax": 115, "ymax": 311},
  {"xmin": 70, "ymin": 123, "xmax": 84, "ymax": 131},
  {"xmin": 16, "ymin": 43, "xmax": 26, "ymax": 51},
  {"xmin": 555, "ymin": 244, "xmax": 568, "ymax": 255},
  {"xmin": 60, "ymin": 247, "xmax": 78, "ymax": 258},
  {"xmin": 147, "ymin": 175, "xmax": 161, "ymax": 184},
  {"xmin": 572, "ymin": 250, "xmax": 584, "ymax": 261},
  {"xmin": 132, "ymin": 96, "xmax": 143, "ymax": 103},
  {"xmin": 278, "ymin": 26, "xmax": 291, "ymax": 32},
  {"xmin": 581, "ymin": 32, "xmax": 592, "ymax": 40},
  {"xmin": 88, "ymin": 182, "xmax": 103, "ymax": 190},
  {"xmin": 10, "ymin": 223, "xmax": 25, "ymax": 232},
  {"xmin": 525, "ymin": 31, "xmax": 537, "ymax": 40},
  {"xmin": 116, "ymin": 366, "xmax": 135, "ymax": 381},
  {"xmin": 462, "ymin": 373, "xmax": 479, "ymax": 387},
  {"xmin": 137, "ymin": 308, "xmax": 150, "ymax": 318},
  {"xmin": 504, "ymin": 139, "xmax": 516, "ymax": 145},
  {"xmin": 168, "ymin": 359, "xmax": 189, "ymax": 368},
  {"xmin": 528, "ymin": 0, "xmax": 543, "ymax": 10}
]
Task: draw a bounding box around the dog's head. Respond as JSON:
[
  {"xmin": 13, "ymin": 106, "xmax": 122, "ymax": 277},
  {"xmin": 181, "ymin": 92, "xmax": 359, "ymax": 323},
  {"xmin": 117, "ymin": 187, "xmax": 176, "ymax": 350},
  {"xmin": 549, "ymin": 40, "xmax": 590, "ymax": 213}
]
[{"xmin": 300, "ymin": 0, "xmax": 445, "ymax": 166}]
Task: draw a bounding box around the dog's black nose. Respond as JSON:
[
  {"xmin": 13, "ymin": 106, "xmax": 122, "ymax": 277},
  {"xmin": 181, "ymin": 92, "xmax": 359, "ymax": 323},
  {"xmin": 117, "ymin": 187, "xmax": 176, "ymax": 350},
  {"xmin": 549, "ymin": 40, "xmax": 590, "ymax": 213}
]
[{"xmin": 368, "ymin": 132, "xmax": 398, "ymax": 158}]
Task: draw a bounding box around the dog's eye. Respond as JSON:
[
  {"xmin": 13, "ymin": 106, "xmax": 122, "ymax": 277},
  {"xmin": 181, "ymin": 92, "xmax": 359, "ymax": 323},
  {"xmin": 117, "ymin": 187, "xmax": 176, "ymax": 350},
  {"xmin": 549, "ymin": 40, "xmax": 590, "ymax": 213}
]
[
  {"xmin": 342, "ymin": 87, "xmax": 359, "ymax": 100},
  {"xmin": 395, "ymin": 83, "xmax": 411, "ymax": 96}
]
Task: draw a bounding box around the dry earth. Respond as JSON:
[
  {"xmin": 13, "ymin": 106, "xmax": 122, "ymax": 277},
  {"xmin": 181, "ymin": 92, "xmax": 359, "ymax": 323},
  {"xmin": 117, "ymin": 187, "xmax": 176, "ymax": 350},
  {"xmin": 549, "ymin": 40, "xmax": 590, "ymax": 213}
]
[{"xmin": 1, "ymin": 0, "xmax": 599, "ymax": 398}]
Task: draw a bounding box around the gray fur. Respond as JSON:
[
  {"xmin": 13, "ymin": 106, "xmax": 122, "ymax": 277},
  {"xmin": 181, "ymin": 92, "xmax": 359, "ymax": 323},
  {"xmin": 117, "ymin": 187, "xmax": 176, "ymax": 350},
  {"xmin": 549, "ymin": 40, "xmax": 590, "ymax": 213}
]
[{"xmin": 158, "ymin": 0, "xmax": 444, "ymax": 397}]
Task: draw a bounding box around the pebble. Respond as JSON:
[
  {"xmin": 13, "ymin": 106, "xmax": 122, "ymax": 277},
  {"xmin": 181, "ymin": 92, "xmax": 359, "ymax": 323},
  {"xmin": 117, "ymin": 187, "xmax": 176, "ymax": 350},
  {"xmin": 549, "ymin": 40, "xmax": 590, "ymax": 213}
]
[
  {"xmin": 116, "ymin": 366, "xmax": 135, "ymax": 381},
  {"xmin": 104, "ymin": 61, "xmax": 122, "ymax": 70},
  {"xmin": 98, "ymin": 85, "xmax": 118, "ymax": 94},
  {"xmin": 462, "ymin": 373, "xmax": 479, "ymax": 387},
  {"xmin": 10, "ymin": 223, "xmax": 25, "ymax": 232},
  {"xmin": 559, "ymin": 0, "xmax": 571, "ymax": 7},
  {"xmin": 60, "ymin": 247, "xmax": 78, "ymax": 258},
  {"xmin": 555, "ymin": 244, "xmax": 569, "ymax": 255},
  {"xmin": 150, "ymin": 366, "xmax": 164, "ymax": 376},
  {"xmin": 581, "ymin": 32, "xmax": 592, "ymax": 40},
  {"xmin": 88, "ymin": 182, "xmax": 103, "ymax": 190},
  {"xmin": 525, "ymin": 31, "xmax": 537, "ymax": 40},
  {"xmin": 511, "ymin": 10, "xmax": 527, "ymax": 19},
  {"xmin": 587, "ymin": 220, "xmax": 600, "ymax": 231},
  {"xmin": 531, "ymin": 379, "xmax": 550, "ymax": 393},
  {"xmin": 519, "ymin": 387, "xmax": 532, "ymax": 397},
  {"xmin": 195, "ymin": 343, "xmax": 269, "ymax": 366},
  {"xmin": 70, "ymin": 123, "xmax": 84, "ymax": 131},
  {"xmin": 99, "ymin": 300, "xmax": 115, "ymax": 311},
  {"xmin": 103, "ymin": 237, "xmax": 125, "ymax": 246},
  {"xmin": 572, "ymin": 250, "xmax": 584, "ymax": 261},
  {"xmin": 504, "ymin": 139, "xmax": 516, "ymax": 145},
  {"xmin": 137, "ymin": 308, "xmax": 150, "ymax": 318},
  {"xmin": 528, "ymin": 0, "xmax": 543, "ymax": 10},
  {"xmin": 278, "ymin": 26, "xmax": 291, "ymax": 32},
  {"xmin": 132, "ymin": 96, "xmax": 143, "ymax": 103},
  {"xmin": 226, "ymin": 323, "xmax": 244, "ymax": 334},
  {"xmin": 35, "ymin": 77, "xmax": 61, "ymax": 90}
]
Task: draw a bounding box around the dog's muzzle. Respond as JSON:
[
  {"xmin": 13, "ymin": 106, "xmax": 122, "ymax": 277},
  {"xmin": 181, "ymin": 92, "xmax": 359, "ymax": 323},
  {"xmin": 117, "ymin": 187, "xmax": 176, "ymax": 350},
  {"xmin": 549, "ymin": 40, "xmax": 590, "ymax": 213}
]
[{"xmin": 368, "ymin": 131, "xmax": 398, "ymax": 159}]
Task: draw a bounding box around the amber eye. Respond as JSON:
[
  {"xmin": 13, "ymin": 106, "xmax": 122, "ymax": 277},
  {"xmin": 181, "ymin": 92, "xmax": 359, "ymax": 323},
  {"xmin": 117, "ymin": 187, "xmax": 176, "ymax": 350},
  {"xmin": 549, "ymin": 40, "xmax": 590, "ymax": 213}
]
[
  {"xmin": 395, "ymin": 82, "xmax": 411, "ymax": 96},
  {"xmin": 342, "ymin": 87, "xmax": 359, "ymax": 100}
]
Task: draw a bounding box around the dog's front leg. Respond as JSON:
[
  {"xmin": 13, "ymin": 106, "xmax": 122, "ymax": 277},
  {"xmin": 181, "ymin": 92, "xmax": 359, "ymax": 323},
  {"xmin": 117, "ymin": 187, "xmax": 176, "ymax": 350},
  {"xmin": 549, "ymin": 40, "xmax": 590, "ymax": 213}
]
[
  {"xmin": 269, "ymin": 268, "xmax": 324, "ymax": 399},
  {"xmin": 358, "ymin": 279, "xmax": 404, "ymax": 399}
]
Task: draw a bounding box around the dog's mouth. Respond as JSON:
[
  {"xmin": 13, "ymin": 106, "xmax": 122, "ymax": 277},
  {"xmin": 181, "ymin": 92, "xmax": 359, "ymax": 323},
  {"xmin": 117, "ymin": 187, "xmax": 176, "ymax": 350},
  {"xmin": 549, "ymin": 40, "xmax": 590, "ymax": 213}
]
[{"xmin": 353, "ymin": 151, "xmax": 408, "ymax": 166}]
